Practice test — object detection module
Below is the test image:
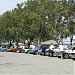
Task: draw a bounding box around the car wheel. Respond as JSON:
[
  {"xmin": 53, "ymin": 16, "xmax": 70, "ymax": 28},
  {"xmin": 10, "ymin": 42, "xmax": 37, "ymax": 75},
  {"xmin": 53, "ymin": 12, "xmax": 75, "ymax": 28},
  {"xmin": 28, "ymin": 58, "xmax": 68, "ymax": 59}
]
[
  {"xmin": 53, "ymin": 52, "xmax": 56, "ymax": 57},
  {"xmin": 64, "ymin": 53, "xmax": 69, "ymax": 59},
  {"xmin": 35, "ymin": 52, "xmax": 38, "ymax": 55},
  {"xmin": 49, "ymin": 52, "xmax": 52, "ymax": 57},
  {"xmin": 45, "ymin": 52, "xmax": 48, "ymax": 56},
  {"xmin": 28, "ymin": 50, "xmax": 30, "ymax": 54},
  {"xmin": 72, "ymin": 58, "xmax": 75, "ymax": 60}
]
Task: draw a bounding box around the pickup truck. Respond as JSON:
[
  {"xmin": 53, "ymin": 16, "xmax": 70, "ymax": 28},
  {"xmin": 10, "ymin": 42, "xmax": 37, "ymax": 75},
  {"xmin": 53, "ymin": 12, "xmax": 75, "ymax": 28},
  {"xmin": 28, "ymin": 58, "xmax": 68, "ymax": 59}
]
[
  {"xmin": 63, "ymin": 46, "xmax": 75, "ymax": 59},
  {"xmin": 57, "ymin": 46, "xmax": 75, "ymax": 59}
]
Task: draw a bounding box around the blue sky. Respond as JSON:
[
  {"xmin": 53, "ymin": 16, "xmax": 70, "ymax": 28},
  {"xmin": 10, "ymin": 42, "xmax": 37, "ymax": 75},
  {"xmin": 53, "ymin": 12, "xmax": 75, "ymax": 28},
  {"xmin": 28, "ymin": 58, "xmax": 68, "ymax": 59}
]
[{"xmin": 0, "ymin": 0, "xmax": 27, "ymax": 15}]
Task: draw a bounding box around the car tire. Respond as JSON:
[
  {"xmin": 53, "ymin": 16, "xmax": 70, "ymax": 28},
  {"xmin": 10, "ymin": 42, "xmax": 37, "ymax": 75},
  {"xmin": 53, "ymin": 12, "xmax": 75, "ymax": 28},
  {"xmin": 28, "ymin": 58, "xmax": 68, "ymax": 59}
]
[
  {"xmin": 45, "ymin": 52, "xmax": 48, "ymax": 56},
  {"xmin": 53, "ymin": 52, "xmax": 56, "ymax": 57},
  {"xmin": 64, "ymin": 53, "xmax": 69, "ymax": 59},
  {"xmin": 35, "ymin": 52, "xmax": 38, "ymax": 55},
  {"xmin": 72, "ymin": 58, "xmax": 75, "ymax": 60},
  {"xmin": 28, "ymin": 50, "xmax": 30, "ymax": 54},
  {"xmin": 49, "ymin": 52, "xmax": 52, "ymax": 57}
]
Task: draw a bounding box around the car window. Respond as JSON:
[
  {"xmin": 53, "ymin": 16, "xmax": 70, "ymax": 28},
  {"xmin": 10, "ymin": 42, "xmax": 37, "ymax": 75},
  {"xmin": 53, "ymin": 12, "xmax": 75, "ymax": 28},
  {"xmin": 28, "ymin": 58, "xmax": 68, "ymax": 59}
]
[
  {"xmin": 2, "ymin": 46, "xmax": 6, "ymax": 48},
  {"xmin": 54, "ymin": 46, "xmax": 59, "ymax": 49},
  {"xmin": 72, "ymin": 47, "xmax": 75, "ymax": 50},
  {"xmin": 2, "ymin": 46, "xmax": 4, "ymax": 48},
  {"xmin": 65, "ymin": 46, "xmax": 72, "ymax": 50},
  {"xmin": 25, "ymin": 47, "xmax": 28, "ymax": 49}
]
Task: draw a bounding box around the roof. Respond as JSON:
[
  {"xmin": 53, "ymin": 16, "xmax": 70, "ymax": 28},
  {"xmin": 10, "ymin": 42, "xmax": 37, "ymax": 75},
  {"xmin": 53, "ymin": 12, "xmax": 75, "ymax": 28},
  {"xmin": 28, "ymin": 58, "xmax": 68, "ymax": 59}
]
[{"xmin": 41, "ymin": 40, "xmax": 57, "ymax": 45}]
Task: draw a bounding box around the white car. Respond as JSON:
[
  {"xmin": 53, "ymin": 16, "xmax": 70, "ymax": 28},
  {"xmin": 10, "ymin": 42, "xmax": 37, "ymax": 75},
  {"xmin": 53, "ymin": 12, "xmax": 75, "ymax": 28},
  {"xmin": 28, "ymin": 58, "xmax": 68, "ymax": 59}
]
[
  {"xmin": 57, "ymin": 46, "xmax": 75, "ymax": 59},
  {"xmin": 52, "ymin": 45, "xmax": 68, "ymax": 57},
  {"xmin": 23, "ymin": 48, "xmax": 30, "ymax": 53},
  {"xmin": 19, "ymin": 46, "xmax": 30, "ymax": 53},
  {"xmin": 52, "ymin": 47, "xmax": 60, "ymax": 57},
  {"xmin": 63, "ymin": 46, "xmax": 75, "ymax": 59}
]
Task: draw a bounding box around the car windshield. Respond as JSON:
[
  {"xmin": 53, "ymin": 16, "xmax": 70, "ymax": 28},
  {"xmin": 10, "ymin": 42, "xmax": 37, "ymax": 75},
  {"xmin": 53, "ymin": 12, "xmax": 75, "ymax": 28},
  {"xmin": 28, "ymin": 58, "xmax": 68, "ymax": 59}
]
[
  {"xmin": 53, "ymin": 45, "xmax": 59, "ymax": 49},
  {"xmin": 65, "ymin": 46, "xmax": 72, "ymax": 50},
  {"xmin": 2, "ymin": 46, "xmax": 6, "ymax": 48}
]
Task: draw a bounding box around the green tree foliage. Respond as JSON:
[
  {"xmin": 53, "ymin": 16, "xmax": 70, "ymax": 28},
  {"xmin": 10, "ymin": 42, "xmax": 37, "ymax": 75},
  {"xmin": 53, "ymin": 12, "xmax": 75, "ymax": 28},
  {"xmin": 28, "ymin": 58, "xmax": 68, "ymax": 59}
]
[{"xmin": 0, "ymin": 0, "xmax": 75, "ymax": 45}]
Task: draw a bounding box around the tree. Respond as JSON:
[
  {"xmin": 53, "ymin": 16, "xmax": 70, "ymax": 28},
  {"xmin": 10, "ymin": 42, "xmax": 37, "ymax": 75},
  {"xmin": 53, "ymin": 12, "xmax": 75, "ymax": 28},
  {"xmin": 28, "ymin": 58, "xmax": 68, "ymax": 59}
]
[{"xmin": 0, "ymin": 0, "xmax": 75, "ymax": 46}]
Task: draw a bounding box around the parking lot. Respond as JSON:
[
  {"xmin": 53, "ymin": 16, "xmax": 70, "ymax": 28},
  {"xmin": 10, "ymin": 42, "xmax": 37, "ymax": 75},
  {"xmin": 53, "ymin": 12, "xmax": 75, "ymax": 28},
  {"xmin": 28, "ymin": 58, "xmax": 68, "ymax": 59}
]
[{"xmin": 0, "ymin": 52, "xmax": 75, "ymax": 75}]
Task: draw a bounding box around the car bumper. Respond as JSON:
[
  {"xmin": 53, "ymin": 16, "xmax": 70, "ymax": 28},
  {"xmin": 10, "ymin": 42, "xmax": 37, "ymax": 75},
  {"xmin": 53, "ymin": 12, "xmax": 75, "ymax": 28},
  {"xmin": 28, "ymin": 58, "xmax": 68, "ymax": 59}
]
[{"xmin": 70, "ymin": 54, "xmax": 75, "ymax": 59}]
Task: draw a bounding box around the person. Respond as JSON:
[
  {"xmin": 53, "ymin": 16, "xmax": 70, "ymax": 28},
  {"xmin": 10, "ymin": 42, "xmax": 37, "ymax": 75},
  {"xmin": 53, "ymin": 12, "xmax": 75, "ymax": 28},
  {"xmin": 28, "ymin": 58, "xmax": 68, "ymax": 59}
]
[
  {"xmin": 41, "ymin": 45, "xmax": 46, "ymax": 56},
  {"xmin": 49, "ymin": 43, "xmax": 54, "ymax": 50},
  {"xmin": 59, "ymin": 44, "xmax": 64, "ymax": 58},
  {"xmin": 34, "ymin": 45, "xmax": 39, "ymax": 55},
  {"xmin": 49, "ymin": 43, "xmax": 54, "ymax": 56}
]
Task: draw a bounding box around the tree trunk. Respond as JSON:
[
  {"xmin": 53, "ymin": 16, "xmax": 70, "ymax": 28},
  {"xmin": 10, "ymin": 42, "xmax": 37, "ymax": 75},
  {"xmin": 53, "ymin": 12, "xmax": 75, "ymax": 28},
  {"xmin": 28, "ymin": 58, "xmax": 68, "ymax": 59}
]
[
  {"xmin": 9, "ymin": 39, "xmax": 12, "ymax": 48},
  {"xmin": 70, "ymin": 34, "xmax": 73, "ymax": 46}
]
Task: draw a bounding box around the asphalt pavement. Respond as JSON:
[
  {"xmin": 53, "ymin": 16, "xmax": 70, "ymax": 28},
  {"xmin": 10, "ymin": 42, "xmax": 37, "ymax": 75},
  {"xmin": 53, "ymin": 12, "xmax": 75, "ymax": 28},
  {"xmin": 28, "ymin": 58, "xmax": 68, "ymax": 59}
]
[{"xmin": 0, "ymin": 52, "xmax": 75, "ymax": 75}]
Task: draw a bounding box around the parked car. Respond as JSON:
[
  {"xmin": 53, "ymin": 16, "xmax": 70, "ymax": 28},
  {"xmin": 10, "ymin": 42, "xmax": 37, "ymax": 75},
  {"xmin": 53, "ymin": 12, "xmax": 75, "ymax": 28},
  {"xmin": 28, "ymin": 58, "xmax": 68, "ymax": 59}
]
[
  {"xmin": 51, "ymin": 46, "xmax": 60, "ymax": 57},
  {"xmin": 19, "ymin": 45, "xmax": 26, "ymax": 53},
  {"xmin": 29, "ymin": 47, "xmax": 38, "ymax": 55},
  {"xmin": 39, "ymin": 45, "xmax": 49, "ymax": 56},
  {"xmin": 9, "ymin": 46, "xmax": 22, "ymax": 52},
  {"xmin": 57, "ymin": 46, "xmax": 75, "ymax": 59},
  {"xmin": 19, "ymin": 46, "xmax": 30, "ymax": 53},
  {"xmin": 52, "ymin": 45, "xmax": 67, "ymax": 58},
  {"xmin": 0, "ymin": 46, "xmax": 7, "ymax": 52},
  {"xmin": 44, "ymin": 45, "xmax": 59, "ymax": 57}
]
